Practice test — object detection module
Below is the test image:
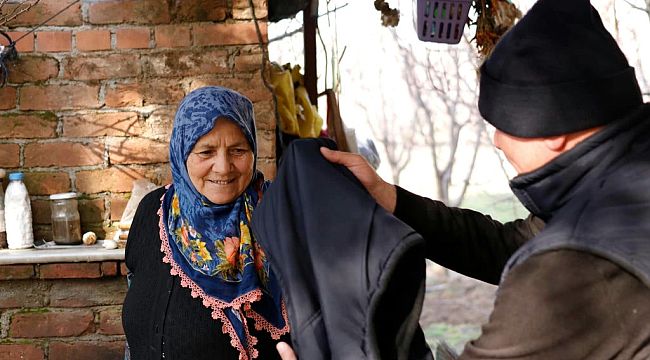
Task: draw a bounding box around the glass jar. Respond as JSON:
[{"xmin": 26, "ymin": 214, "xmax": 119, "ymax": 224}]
[{"xmin": 49, "ymin": 192, "xmax": 81, "ymax": 245}]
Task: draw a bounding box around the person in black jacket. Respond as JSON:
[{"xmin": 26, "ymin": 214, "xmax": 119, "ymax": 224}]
[
  {"xmin": 122, "ymin": 86, "xmax": 289, "ymax": 360},
  {"xmin": 278, "ymin": 0, "xmax": 650, "ymax": 359}
]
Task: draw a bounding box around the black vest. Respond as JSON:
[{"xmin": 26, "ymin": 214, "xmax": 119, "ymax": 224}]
[
  {"xmin": 504, "ymin": 104, "xmax": 650, "ymax": 288},
  {"xmin": 252, "ymin": 138, "xmax": 432, "ymax": 360}
]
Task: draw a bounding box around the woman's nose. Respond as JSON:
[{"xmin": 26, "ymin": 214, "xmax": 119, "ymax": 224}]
[{"xmin": 211, "ymin": 152, "xmax": 232, "ymax": 173}]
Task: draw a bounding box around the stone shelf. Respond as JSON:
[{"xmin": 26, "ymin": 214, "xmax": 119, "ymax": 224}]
[{"xmin": 0, "ymin": 240, "xmax": 124, "ymax": 265}]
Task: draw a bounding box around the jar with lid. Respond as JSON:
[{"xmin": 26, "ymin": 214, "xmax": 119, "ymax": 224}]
[{"xmin": 49, "ymin": 192, "xmax": 81, "ymax": 245}]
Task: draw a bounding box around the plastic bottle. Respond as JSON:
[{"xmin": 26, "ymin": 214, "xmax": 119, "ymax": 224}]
[
  {"xmin": 5, "ymin": 172, "xmax": 34, "ymax": 249},
  {"xmin": 0, "ymin": 169, "xmax": 6, "ymax": 249}
]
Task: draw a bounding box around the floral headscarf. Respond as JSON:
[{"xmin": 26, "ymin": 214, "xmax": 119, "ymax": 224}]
[{"xmin": 158, "ymin": 86, "xmax": 289, "ymax": 359}]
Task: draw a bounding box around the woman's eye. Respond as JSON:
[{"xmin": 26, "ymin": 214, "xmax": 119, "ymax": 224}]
[
  {"xmin": 195, "ymin": 150, "xmax": 214, "ymax": 158},
  {"xmin": 230, "ymin": 148, "xmax": 248, "ymax": 156}
]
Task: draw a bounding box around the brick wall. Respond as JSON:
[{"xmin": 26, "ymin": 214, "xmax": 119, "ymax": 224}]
[
  {"xmin": 0, "ymin": 0, "xmax": 275, "ymax": 241},
  {"xmin": 0, "ymin": 262, "xmax": 128, "ymax": 360}
]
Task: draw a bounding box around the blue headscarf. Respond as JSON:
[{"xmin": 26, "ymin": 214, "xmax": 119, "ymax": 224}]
[{"xmin": 158, "ymin": 87, "xmax": 288, "ymax": 359}]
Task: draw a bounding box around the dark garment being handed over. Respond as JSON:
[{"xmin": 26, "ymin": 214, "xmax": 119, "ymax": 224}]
[
  {"xmin": 395, "ymin": 104, "xmax": 650, "ymax": 359},
  {"xmin": 251, "ymin": 138, "xmax": 432, "ymax": 360}
]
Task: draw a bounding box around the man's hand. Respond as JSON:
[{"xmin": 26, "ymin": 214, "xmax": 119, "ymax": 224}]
[
  {"xmin": 276, "ymin": 342, "xmax": 297, "ymax": 360},
  {"xmin": 320, "ymin": 147, "xmax": 396, "ymax": 213}
]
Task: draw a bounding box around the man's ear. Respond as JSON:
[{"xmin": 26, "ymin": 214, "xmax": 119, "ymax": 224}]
[{"xmin": 543, "ymin": 135, "xmax": 569, "ymax": 152}]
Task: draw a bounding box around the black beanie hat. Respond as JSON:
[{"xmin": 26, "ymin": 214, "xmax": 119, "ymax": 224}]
[{"xmin": 478, "ymin": 0, "xmax": 643, "ymax": 138}]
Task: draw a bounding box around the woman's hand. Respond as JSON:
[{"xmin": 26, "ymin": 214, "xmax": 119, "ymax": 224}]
[
  {"xmin": 320, "ymin": 147, "xmax": 397, "ymax": 213},
  {"xmin": 276, "ymin": 342, "xmax": 297, "ymax": 360}
]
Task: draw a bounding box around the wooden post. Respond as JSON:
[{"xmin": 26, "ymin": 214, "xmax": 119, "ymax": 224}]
[{"xmin": 303, "ymin": 0, "xmax": 318, "ymax": 106}]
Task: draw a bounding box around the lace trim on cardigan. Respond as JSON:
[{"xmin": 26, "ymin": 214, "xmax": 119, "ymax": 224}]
[
  {"xmin": 245, "ymin": 299, "xmax": 290, "ymax": 340},
  {"xmin": 156, "ymin": 187, "xmax": 287, "ymax": 360}
]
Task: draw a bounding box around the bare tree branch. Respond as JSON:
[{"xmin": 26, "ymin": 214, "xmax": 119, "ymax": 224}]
[{"xmin": 0, "ymin": 0, "xmax": 40, "ymax": 27}]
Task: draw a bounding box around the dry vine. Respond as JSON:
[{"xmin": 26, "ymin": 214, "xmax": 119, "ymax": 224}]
[{"xmin": 0, "ymin": 0, "xmax": 40, "ymax": 27}]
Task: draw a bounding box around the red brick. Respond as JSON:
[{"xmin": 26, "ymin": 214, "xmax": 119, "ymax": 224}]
[
  {"xmin": 98, "ymin": 307, "xmax": 123, "ymax": 334},
  {"xmin": 50, "ymin": 278, "xmax": 127, "ymax": 307},
  {"xmin": 78, "ymin": 198, "xmax": 105, "ymax": 224},
  {"xmin": 75, "ymin": 30, "xmax": 111, "ymax": 52},
  {"xmin": 34, "ymin": 226, "xmax": 53, "ymax": 242},
  {"xmin": 5, "ymin": 0, "xmax": 81, "ymax": 27},
  {"xmin": 142, "ymin": 107, "xmax": 174, "ymax": 140},
  {"xmin": 116, "ymin": 27, "xmax": 151, "ymax": 49},
  {"xmin": 142, "ymin": 49, "xmax": 229, "ymax": 78},
  {"xmin": 75, "ymin": 166, "xmax": 164, "ymax": 194},
  {"xmin": 254, "ymin": 100, "xmax": 275, "ymax": 131},
  {"xmin": 31, "ymin": 199, "xmax": 51, "ymax": 225},
  {"xmin": 88, "ymin": 0, "xmax": 171, "ymax": 25},
  {"xmin": 232, "ymin": 0, "xmax": 268, "ymax": 19},
  {"xmin": 154, "ymin": 25, "xmax": 191, "ymax": 48},
  {"xmin": 100, "ymin": 262, "xmax": 118, "ymax": 277},
  {"xmin": 105, "ymin": 81, "xmax": 184, "ymax": 108},
  {"xmin": 7, "ymin": 56, "xmax": 59, "ymax": 83},
  {"xmin": 108, "ymin": 137, "xmax": 168, "ymax": 165},
  {"xmin": 20, "ymin": 84, "xmax": 100, "ymax": 111},
  {"xmin": 0, "ymin": 113, "xmax": 57, "ymax": 139},
  {"xmin": 23, "ymin": 172, "xmax": 71, "ymax": 196},
  {"xmin": 0, "ymin": 344, "xmax": 44, "ymax": 360},
  {"xmin": 193, "ymin": 22, "xmax": 267, "ymax": 46},
  {"xmin": 171, "ymin": 0, "xmax": 227, "ymax": 22},
  {"xmin": 35, "ymin": 31, "xmax": 72, "ymax": 52},
  {"xmin": 49, "ymin": 341, "xmax": 124, "ymax": 360},
  {"xmin": 234, "ymin": 52, "xmax": 264, "ymax": 72},
  {"xmin": 0, "ymin": 281, "xmax": 49, "ymax": 308},
  {"xmin": 24, "ymin": 142, "xmax": 104, "ymax": 167},
  {"xmin": 110, "ymin": 194, "xmax": 129, "ymax": 221},
  {"xmin": 0, "ymin": 87, "xmax": 17, "ymax": 110},
  {"xmin": 120, "ymin": 262, "xmax": 129, "ymax": 275},
  {"xmin": 3, "ymin": 32, "xmax": 34, "ymax": 52},
  {"xmin": 10, "ymin": 309, "xmax": 93, "ymax": 337},
  {"xmin": 0, "ymin": 265, "xmax": 35, "ymax": 280},
  {"xmin": 63, "ymin": 53, "xmax": 141, "ymax": 81},
  {"xmin": 257, "ymin": 129, "xmax": 275, "ymax": 158},
  {"xmin": 0, "ymin": 144, "xmax": 20, "ymax": 167},
  {"xmin": 62, "ymin": 112, "xmax": 142, "ymax": 137},
  {"xmin": 257, "ymin": 158, "xmax": 276, "ymax": 180},
  {"xmin": 190, "ymin": 74, "xmax": 272, "ymax": 102},
  {"xmin": 39, "ymin": 263, "xmax": 101, "ymax": 279}
]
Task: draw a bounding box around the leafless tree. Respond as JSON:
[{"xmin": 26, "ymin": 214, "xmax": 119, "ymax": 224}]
[
  {"xmin": 624, "ymin": 0, "xmax": 650, "ymax": 23},
  {"xmin": 355, "ymin": 67, "xmax": 416, "ymax": 184},
  {"xmin": 621, "ymin": 0, "xmax": 650, "ymax": 97},
  {"xmin": 394, "ymin": 32, "xmax": 484, "ymax": 206}
]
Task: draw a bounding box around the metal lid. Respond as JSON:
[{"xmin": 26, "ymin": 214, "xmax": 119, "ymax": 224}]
[
  {"xmin": 49, "ymin": 192, "xmax": 78, "ymax": 200},
  {"xmin": 8, "ymin": 172, "xmax": 23, "ymax": 181}
]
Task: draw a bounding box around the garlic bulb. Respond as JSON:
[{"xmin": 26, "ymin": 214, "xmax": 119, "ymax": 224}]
[{"xmin": 82, "ymin": 231, "xmax": 97, "ymax": 245}]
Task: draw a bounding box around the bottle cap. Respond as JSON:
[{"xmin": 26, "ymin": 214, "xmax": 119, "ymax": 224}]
[
  {"xmin": 8, "ymin": 172, "xmax": 24, "ymax": 181},
  {"xmin": 49, "ymin": 192, "xmax": 78, "ymax": 200}
]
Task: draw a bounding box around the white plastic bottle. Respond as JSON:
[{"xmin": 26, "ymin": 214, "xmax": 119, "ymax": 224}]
[{"xmin": 4, "ymin": 172, "xmax": 34, "ymax": 249}]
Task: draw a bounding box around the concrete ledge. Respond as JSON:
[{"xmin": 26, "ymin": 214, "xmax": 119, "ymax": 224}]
[{"xmin": 0, "ymin": 241, "xmax": 124, "ymax": 265}]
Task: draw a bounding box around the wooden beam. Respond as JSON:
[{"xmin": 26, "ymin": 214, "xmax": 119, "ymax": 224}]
[{"xmin": 303, "ymin": 0, "xmax": 318, "ymax": 106}]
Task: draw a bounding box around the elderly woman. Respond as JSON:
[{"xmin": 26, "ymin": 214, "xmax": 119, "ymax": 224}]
[{"xmin": 122, "ymin": 87, "xmax": 289, "ymax": 360}]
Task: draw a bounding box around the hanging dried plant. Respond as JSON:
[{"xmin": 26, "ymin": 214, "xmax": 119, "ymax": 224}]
[
  {"xmin": 374, "ymin": 0, "xmax": 400, "ymax": 27},
  {"xmin": 0, "ymin": 0, "xmax": 40, "ymax": 27},
  {"xmin": 472, "ymin": 0, "xmax": 521, "ymax": 57}
]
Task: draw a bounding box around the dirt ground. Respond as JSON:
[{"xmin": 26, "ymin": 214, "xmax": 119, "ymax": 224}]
[{"xmin": 419, "ymin": 262, "xmax": 498, "ymax": 353}]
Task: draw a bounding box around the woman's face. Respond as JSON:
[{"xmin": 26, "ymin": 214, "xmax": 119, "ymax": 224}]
[{"xmin": 186, "ymin": 118, "xmax": 254, "ymax": 204}]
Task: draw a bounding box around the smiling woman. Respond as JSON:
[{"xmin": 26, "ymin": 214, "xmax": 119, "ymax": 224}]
[
  {"xmin": 122, "ymin": 86, "xmax": 290, "ymax": 360},
  {"xmin": 186, "ymin": 118, "xmax": 255, "ymax": 205}
]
